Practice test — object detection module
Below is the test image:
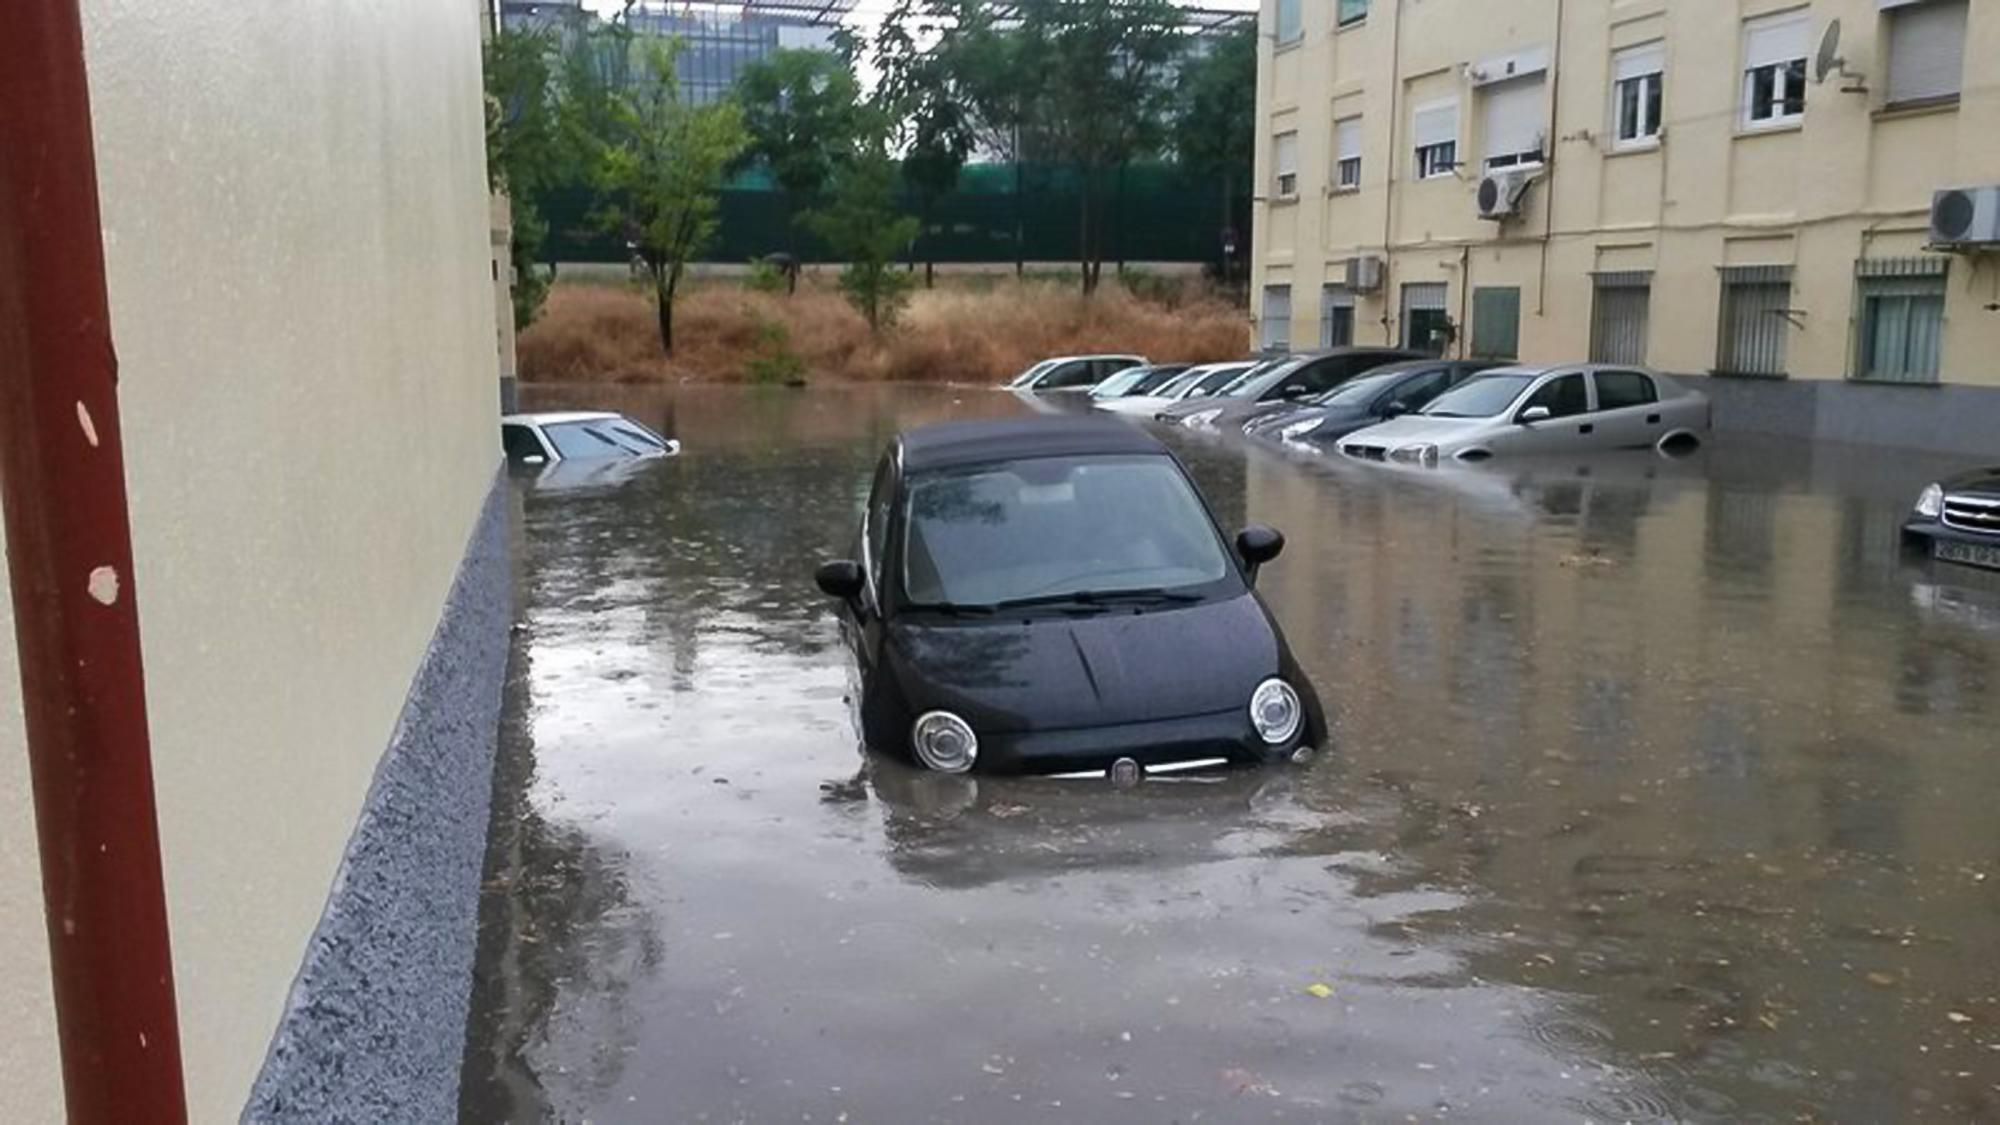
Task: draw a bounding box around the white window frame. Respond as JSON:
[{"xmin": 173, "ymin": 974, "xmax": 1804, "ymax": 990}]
[
  {"xmin": 1741, "ymin": 10, "xmax": 1809, "ymax": 130},
  {"xmin": 1411, "ymin": 99, "xmax": 1459, "ymax": 181},
  {"xmin": 1272, "ymin": 130, "xmax": 1300, "ymax": 199},
  {"xmin": 1610, "ymin": 43, "xmax": 1664, "ymax": 149},
  {"xmin": 1336, "ymin": 0, "xmax": 1369, "ymax": 29},
  {"xmin": 1333, "ymin": 117, "xmax": 1363, "ymax": 191}
]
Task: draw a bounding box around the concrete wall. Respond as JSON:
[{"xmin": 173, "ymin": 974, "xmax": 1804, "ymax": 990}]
[
  {"xmin": 1253, "ymin": 0, "xmax": 2000, "ymax": 446},
  {"xmin": 0, "ymin": 525, "xmax": 65, "ymax": 1124},
  {"xmin": 70, "ymin": 0, "xmax": 501, "ymax": 1118}
]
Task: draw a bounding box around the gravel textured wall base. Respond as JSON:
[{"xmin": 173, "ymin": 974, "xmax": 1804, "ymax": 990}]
[{"xmin": 243, "ymin": 473, "xmax": 511, "ymax": 1123}]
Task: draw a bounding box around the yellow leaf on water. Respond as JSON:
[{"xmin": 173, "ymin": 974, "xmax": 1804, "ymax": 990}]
[{"xmin": 1305, "ymin": 982, "xmax": 1334, "ymax": 999}]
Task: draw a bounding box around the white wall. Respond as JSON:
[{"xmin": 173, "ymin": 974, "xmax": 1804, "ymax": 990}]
[
  {"xmin": 78, "ymin": 0, "xmax": 500, "ymax": 1116},
  {"xmin": 0, "ymin": 524, "xmax": 66, "ymax": 1123}
]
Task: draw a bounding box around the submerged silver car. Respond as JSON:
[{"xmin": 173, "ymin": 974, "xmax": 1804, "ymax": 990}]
[{"xmin": 1337, "ymin": 364, "xmax": 1709, "ymax": 465}]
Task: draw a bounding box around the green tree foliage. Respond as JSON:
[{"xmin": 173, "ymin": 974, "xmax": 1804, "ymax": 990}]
[
  {"xmin": 595, "ymin": 42, "xmax": 749, "ymax": 354},
  {"xmin": 732, "ymin": 49, "xmax": 873, "ymax": 258},
  {"xmin": 870, "ymin": 3, "xmax": 975, "ymax": 286},
  {"xmin": 1172, "ymin": 21, "xmax": 1254, "ymax": 269},
  {"xmin": 807, "ymin": 146, "xmax": 923, "ymax": 332},
  {"xmin": 484, "ymin": 28, "xmax": 564, "ymax": 328}
]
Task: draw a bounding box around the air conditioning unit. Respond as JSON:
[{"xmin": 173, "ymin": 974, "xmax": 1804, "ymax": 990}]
[
  {"xmin": 1345, "ymin": 255, "xmax": 1384, "ymax": 293},
  {"xmin": 1477, "ymin": 169, "xmax": 1539, "ymax": 221},
  {"xmin": 1930, "ymin": 186, "xmax": 2000, "ymax": 248}
]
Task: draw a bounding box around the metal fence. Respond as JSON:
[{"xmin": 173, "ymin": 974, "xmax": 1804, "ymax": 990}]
[{"xmin": 537, "ymin": 161, "xmax": 1250, "ymax": 269}]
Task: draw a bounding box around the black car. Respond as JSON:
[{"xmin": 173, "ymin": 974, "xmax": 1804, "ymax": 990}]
[
  {"xmin": 814, "ymin": 418, "xmax": 1326, "ymax": 777},
  {"xmin": 1903, "ymin": 467, "xmax": 2000, "ymax": 571},
  {"xmin": 1242, "ymin": 360, "xmax": 1499, "ymax": 446},
  {"xmin": 1155, "ymin": 347, "xmax": 1428, "ymax": 430}
]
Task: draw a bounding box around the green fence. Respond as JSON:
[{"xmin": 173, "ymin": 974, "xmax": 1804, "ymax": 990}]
[{"xmin": 539, "ymin": 161, "xmax": 1250, "ymax": 268}]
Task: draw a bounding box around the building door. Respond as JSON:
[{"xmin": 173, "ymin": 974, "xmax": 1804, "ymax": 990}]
[
  {"xmin": 1400, "ymin": 282, "xmax": 1450, "ymax": 356},
  {"xmin": 1321, "ymin": 284, "xmax": 1355, "ymax": 348},
  {"xmin": 1589, "ymin": 272, "xmax": 1652, "ymax": 365}
]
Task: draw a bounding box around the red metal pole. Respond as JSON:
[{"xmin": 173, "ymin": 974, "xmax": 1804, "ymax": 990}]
[{"xmin": 0, "ymin": 1, "xmax": 190, "ymax": 1121}]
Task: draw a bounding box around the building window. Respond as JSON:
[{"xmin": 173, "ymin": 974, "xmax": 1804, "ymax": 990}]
[
  {"xmin": 1480, "ymin": 75, "xmax": 1546, "ymax": 171},
  {"xmin": 1589, "ymin": 271, "xmax": 1652, "ymax": 365},
  {"xmin": 1471, "ymin": 286, "xmax": 1521, "ymax": 359},
  {"xmin": 1854, "ymin": 259, "xmax": 1948, "ymax": 383},
  {"xmin": 1333, "ymin": 117, "xmax": 1363, "ymax": 190},
  {"xmin": 1611, "ymin": 43, "xmax": 1664, "ymax": 147},
  {"xmin": 1411, "ymin": 100, "xmax": 1458, "ymax": 180},
  {"xmin": 1885, "ymin": 0, "xmax": 1968, "ymax": 108},
  {"xmin": 1272, "ymin": 131, "xmax": 1299, "ymax": 198},
  {"xmin": 1262, "ymin": 285, "xmax": 1293, "ymax": 351},
  {"xmin": 1321, "ymin": 284, "xmax": 1356, "ymax": 347},
  {"xmin": 1716, "ymin": 265, "xmax": 1794, "ymax": 376},
  {"xmin": 1274, "ymin": 0, "xmax": 1302, "ymax": 45},
  {"xmin": 1742, "ymin": 10, "xmax": 1808, "ymax": 129},
  {"xmin": 1337, "ymin": 0, "xmax": 1368, "ymax": 27},
  {"xmin": 1401, "ymin": 282, "xmax": 1451, "ymax": 355}
]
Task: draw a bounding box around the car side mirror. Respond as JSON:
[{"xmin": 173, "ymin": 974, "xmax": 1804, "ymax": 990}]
[
  {"xmin": 1518, "ymin": 405, "xmax": 1551, "ymax": 424},
  {"xmin": 1281, "ymin": 384, "xmax": 1310, "ymax": 399},
  {"xmin": 815, "ymin": 560, "xmax": 865, "ymax": 600},
  {"xmin": 1236, "ymin": 525, "xmax": 1285, "ymax": 583}
]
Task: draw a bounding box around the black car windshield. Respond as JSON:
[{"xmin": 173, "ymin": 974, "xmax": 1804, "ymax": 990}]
[
  {"xmin": 1314, "ymin": 369, "xmax": 1403, "ymax": 406},
  {"xmin": 902, "ymin": 454, "xmax": 1233, "ymax": 608},
  {"xmin": 1422, "ymin": 373, "xmax": 1538, "ymax": 418},
  {"xmin": 1186, "ymin": 366, "xmax": 1252, "ymax": 398},
  {"xmin": 542, "ymin": 420, "xmax": 656, "ymax": 459},
  {"xmin": 1225, "ymin": 357, "xmax": 1303, "ymax": 398}
]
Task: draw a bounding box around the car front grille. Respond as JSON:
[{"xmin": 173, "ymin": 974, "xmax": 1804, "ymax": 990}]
[
  {"xmin": 1342, "ymin": 443, "xmax": 1387, "ymax": 461},
  {"xmin": 1942, "ymin": 494, "xmax": 2000, "ymax": 536}
]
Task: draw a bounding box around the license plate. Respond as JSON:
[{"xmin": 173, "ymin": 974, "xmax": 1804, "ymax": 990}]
[{"xmin": 1935, "ymin": 538, "xmax": 2000, "ymax": 570}]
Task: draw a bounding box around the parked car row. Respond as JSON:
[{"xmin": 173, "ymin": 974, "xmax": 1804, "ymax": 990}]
[{"xmin": 1013, "ymin": 348, "xmax": 1716, "ymax": 464}]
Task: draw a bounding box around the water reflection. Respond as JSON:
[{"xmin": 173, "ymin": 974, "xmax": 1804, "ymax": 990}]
[{"xmin": 463, "ymin": 385, "xmax": 2000, "ymax": 1122}]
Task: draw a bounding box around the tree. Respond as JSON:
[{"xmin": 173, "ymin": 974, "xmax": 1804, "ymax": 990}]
[
  {"xmin": 870, "ymin": 4, "xmax": 974, "ymax": 287},
  {"xmin": 1172, "ymin": 23, "xmax": 1255, "ymax": 284},
  {"xmin": 596, "ymin": 42, "xmax": 748, "ymax": 354},
  {"xmin": 484, "ymin": 27, "xmax": 564, "ymax": 328},
  {"xmin": 806, "ymin": 145, "xmax": 922, "ymax": 332},
  {"xmin": 732, "ymin": 48, "xmax": 872, "ymax": 274}
]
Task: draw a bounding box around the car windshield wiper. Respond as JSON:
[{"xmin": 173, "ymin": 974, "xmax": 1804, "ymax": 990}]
[
  {"xmin": 994, "ymin": 587, "xmax": 1205, "ymax": 611},
  {"xmin": 907, "ymin": 601, "xmax": 999, "ymax": 617}
]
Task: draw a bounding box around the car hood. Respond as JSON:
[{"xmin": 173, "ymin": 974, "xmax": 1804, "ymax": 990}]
[
  {"xmin": 1342, "ymin": 414, "xmax": 1491, "ymax": 449},
  {"xmin": 885, "ymin": 595, "xmax": 1279, "ymax": 732},
  {"xmin": 1942, "ymin": 467, "xmax": 2000, "ymax": 496}
]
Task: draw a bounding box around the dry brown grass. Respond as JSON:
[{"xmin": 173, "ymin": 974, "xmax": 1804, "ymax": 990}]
[{"xmin": 517, "ymin": 274, "xmax": 1250, "ymax": 385}]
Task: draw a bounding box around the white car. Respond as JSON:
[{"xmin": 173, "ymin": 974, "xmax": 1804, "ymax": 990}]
[
  {"xmin": 501, "ymin": 411, "xmax": 680, "ymax": 466},
  {"xmin": 1337, "ymin": 364, "xmax": 1709, "ymax": 465},
  {"xmin": 1095, "ymin": 361, "xmax": 1255, "ymax": 417},
  {"xmin": 1006, "ymin": 354, "xmax": 1148, "ymax": 392}
]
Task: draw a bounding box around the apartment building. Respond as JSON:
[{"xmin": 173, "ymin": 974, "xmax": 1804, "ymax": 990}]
[{"xmin": 1251, "ymin": 0, "xmax": 2000, "ymax": 452}]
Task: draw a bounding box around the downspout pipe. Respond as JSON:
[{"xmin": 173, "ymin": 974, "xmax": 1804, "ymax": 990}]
[{"xmin": 0, "ymin": 2, "xmax": 190, "ymax": 1122}]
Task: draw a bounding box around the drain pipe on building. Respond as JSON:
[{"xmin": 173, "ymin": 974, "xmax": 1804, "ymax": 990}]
[{"xmin": 0, "ymin": 1, "xmax": 190, "ymax": 1122}]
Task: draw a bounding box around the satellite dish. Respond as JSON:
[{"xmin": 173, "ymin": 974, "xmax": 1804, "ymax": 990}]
[{"xmin": 1814, "ymin": 19, "xmax": 1843, "ymax": 84}]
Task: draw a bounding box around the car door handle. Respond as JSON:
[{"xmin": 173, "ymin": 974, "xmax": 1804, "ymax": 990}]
[
  {"xmin": 1646, "ymin": 413, "xmax": 1661, "ymax": 424},
  {"xmin": 1578, "ymin": 423, "xmax": 1594, "ymax": 434}
]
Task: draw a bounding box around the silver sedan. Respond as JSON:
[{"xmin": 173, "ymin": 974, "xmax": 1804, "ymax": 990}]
[{"xmin": 1336, "ymin": 364, "xmax": 1709, "ymax": 464}]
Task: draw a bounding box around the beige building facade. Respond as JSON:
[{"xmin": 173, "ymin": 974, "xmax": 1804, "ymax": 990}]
[{"xmin": 1253, "ymin": 0, "xmax": 2000, "ymax": 451}]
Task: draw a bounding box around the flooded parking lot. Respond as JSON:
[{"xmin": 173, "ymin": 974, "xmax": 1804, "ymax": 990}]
[{"xmin": 460, "ymin": 385, "xmax": 2000, "ymax": 1122}]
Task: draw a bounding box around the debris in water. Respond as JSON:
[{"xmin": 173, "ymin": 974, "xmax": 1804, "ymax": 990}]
[{"xmin": 1305, "ymin": 982, "xmax": 1335, "ymax": 1000}]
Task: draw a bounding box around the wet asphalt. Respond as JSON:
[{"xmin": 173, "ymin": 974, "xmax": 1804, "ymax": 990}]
[{"xmin": 459, "ymin": 384, "xmax": 2000, "ymax": 1123}]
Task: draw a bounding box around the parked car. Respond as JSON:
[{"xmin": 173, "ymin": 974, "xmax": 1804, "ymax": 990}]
[
  {"xmin": 1094, "ymin": 361, "xmax": 1256, "ymax": 416},
  {"xmin": 1337, "ymin": 364, "xmax": 1710, "ymax": 464},
  {"xmin": 1089, "ymin": 363, "xmax": 1192, "ymax": 401},
  {"xmin": 813, "ymin": 417, "xmax": 1324, "ymax": 777},
  {"xmin": 1243, "ymin": 360, "xmax": 1499, "ymax": 447},
  {"xmin": 1007, "ymin": 354, "xmax": 1147, "ymax": 392},
  {"xmin": 1157, "ymin": 347, "xmax": 1428, "ymax": 429},
  {"xmin": 1903, "ymin": 467, "xmax": 2000, "ymax": 571},
  {"xmin": 501, "ymin": 412, "xmax": 680, "ymax": 465}
]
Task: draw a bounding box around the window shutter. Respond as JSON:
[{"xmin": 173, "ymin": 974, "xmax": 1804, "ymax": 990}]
[
  {"xmin": 1335, "ymin": 118, "xmax": 1362, "ymax": 162},
  {"xmin": 1471, "ymin": 287, "xmax": 1521, "ymax": 358},
  {"xmin": 1743, "ymin": 9, "xmax": 1808, "ymax": 70},
  {"xmin": 1273, "ymin": 132, "xmax": 1299, "ymax": 177},
  {"xmin": 1412, "ymin": 100, "xmax": 1458, "ymax": 150},
  {"xmin": 1481, "ymin": 75, "xmax": 1545, "ymax": 163},
  {"xmin": 1886, "ymin": 0, "xmax": 1967, "ymax": 105},
  {"xmin": 1262, "ymin": 285, "xmax": 1293, "ymax": 351},
  {"xmin": 1612, "ymin": 42, "xmax": 1665, "ymax": 83}
]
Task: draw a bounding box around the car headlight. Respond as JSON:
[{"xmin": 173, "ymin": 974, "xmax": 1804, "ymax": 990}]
[
  {"xmin": 1183, "ymin": 409, "xmax": 1223, "ymax": 429},
  {"xmin": 1914, "ymin": 482, "xmax": 1944, "ymax": 519},
  {"xmin": 911, "ymin": 711, "xmax": 978, "ymax": 773},
  {"xmin": 1280, "ymin": 419, "xmax": 1321, "ymax": 441},
  {"xmin": 1388, "ymin": 443, "xmax": 1439, "ymax": 466},
  {"xmin": 1249, "ymin": 679, "xmax": 1303, "ymax": 745}
]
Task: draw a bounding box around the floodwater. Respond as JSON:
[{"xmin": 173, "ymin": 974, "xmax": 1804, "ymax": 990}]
[{"xmin": 460, "ymin": 384, "xmax": 2000, "ymax": 1123}]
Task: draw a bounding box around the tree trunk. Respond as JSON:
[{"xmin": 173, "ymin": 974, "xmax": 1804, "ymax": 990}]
[
  {"xmin": 1077, "ymin": 167, "xmax": 1092, "ymax": 295},
  {"xmin": 925, "ymin": 260, "xmax": 934, "ymax": 289},
  {"xmin": 1014, "ymin": 157, "xmax": 1026, "ymax": 279},
  {"xmin": 655, "ymin": 264, "xmax": 677, "ymax": 355}
]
